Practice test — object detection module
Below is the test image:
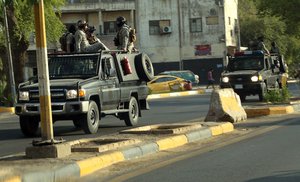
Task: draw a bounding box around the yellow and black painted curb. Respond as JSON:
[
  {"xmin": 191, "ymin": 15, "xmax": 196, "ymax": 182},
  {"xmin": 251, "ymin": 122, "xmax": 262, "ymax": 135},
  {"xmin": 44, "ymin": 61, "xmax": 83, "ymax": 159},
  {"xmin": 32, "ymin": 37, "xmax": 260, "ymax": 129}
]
[
  {"xmin": 0, "ymin": 107, "xmax": 14, "ymax": 114},
  {"xmin": 245, "ymin": 105, "xmax": 295, "ymax": 118},
  {"xmin": 1, "ymin": 122, "xmax": 233, "ymax": 182}
]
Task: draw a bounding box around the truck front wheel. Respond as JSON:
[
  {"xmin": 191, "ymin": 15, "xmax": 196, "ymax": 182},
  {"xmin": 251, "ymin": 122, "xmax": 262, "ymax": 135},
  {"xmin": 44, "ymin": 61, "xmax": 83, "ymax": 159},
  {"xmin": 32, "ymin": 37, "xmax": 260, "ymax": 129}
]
[
  {"xmin": 124, "ymin": 97, "xmax": 139, "ymax": 126},
  {"xmin": 259, "ymin": 82, "xmax": 267, "ymax": 101},
  {"xmin": 81, "ymin": 101, "xmax": 100, "ymax": 134},
  {"xmin": 19, "ymin": 116, "xmax": 39, "ymax": 137}
]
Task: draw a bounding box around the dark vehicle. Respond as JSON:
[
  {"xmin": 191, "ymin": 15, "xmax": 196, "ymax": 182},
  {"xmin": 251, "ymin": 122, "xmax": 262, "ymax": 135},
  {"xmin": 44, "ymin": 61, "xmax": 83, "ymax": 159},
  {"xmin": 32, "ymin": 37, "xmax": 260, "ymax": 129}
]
[
  {"xmin": 159, "ymin": 70, "xmax": 199, "ymax": 85},
  {"xmin": 15, "ymin": 51, "xmax": 154, "ymax": 136},
  {"xmin": 220, "ymin": 50, "xmax": 288, "ymax": 101}
]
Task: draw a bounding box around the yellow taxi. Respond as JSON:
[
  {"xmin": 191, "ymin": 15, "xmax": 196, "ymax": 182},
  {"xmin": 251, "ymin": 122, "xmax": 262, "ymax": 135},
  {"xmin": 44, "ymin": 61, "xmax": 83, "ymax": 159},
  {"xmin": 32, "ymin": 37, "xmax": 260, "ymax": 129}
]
[{"xmin": 147, "ymin": 75, "xmax": 192, "ymax": 94}]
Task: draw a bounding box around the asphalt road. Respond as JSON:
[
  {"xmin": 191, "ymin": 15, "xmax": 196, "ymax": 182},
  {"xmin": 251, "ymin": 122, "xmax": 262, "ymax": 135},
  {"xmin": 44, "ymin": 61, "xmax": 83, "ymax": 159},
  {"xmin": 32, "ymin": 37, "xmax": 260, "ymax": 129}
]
[
  {"xmin": 0, "ymin": 94, "xmax": 211, "ymax": 157},
  {"xmin": 82, "ymin": 114, "xmax": 300, "ymax": 182},
  {"xmin": 126, "ymin": 117, "xmax": 300, "ymax": 182}
]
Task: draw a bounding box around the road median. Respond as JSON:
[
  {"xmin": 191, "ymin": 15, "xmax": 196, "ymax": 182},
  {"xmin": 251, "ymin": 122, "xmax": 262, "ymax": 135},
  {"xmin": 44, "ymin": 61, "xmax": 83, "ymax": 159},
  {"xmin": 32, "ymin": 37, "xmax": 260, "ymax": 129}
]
[{"xmin": 0, "ymin": 121, "xmax": 233, "ymax": 182}]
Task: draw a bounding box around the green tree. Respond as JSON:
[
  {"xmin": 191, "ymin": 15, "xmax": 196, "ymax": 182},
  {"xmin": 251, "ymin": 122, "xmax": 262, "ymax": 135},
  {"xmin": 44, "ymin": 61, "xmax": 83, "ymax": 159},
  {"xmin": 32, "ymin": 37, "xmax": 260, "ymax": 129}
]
[
  {"xmin": 0, "ymin": 0, "xmax": 65, "ymax": 104},
  {"xmin": 239, "ymin": 0, "xmax": 287, "ymax": 52},
  {"xmin": 238, "ymin": 0, "xmax": 300, "ymax": 67},
  {"xmin": 256, "ymin": 0, "xmax": 300, "ymax": 36}
]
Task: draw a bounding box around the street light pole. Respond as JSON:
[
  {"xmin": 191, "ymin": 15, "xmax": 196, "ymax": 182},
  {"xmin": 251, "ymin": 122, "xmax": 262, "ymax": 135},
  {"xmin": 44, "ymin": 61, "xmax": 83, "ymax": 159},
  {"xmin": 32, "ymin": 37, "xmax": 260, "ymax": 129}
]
[
  {"xmin": 3, "ymin": 0, "xmax": 16, "ymax": 106},
  {"xmin": 33, "ymin": 0, "xmax": 54, "ymax": 143}
]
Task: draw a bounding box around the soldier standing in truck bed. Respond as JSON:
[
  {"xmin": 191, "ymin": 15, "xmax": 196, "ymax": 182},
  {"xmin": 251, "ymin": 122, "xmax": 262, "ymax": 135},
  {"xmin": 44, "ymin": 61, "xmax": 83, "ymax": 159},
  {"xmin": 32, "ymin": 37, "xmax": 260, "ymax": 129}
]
[
  {"xmin": 257, "ymin": 36, "xmax": 270, "ymax": 55},
  {"xmin": 114, "ymin": 16, "xmax": 135, "ymax": 53}
]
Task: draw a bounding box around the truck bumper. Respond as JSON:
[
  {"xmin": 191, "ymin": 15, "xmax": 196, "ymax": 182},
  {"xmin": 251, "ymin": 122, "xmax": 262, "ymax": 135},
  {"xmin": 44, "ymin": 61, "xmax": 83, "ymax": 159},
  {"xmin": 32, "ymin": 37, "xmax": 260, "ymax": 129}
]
[
  {"xmin": 15, "ymin": 101, "xmax": 89, "ymax": 116},
  {"xmin": 220, "ymin": 82, "xmax": 263, "ymax": 96}
]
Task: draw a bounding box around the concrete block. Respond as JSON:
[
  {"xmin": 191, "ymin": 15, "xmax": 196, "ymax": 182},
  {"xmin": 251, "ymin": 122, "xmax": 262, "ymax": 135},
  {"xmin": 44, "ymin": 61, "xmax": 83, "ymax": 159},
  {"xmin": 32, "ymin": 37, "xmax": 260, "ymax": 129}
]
[
  {"xmin": 205, "ymin": 89, "xmax": 247, "ymax": 123},
  {"xmin": 26, "ymin": 143, "xmax": 71, "ymax": 159}
]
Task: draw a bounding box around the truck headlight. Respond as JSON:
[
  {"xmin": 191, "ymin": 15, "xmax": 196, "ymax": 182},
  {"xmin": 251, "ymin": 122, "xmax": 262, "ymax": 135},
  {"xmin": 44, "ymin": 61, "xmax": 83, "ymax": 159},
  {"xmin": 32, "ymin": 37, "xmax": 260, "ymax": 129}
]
[
  {"xmin": 251, "ymin": 75, "xmax": 263, "ymax": 82},
  {"xmin": 251, "ymin": 76, "xmax": 259, "ymax": 82},
  {"xmin": 66, "ymin": 89, "xmax": 85, "ymax": 99},
  {"xmin": 222, "ymin": 77, "xmax": 229, "ymax": 83},
  {"xmin": 66, "ymin": 90, "xmax": 78, "ymax": 99},
  {"xmin": 19, "ymin": 91, "xmax": 29, "ymax": 101}
]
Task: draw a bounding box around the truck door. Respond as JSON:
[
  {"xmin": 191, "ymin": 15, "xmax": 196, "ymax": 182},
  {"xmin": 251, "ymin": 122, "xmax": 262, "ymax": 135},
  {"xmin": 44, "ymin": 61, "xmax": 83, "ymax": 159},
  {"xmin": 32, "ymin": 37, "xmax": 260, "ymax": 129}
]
[{"xmin": 100, "ymin": 56, "xmax": 120, "ymax": 110}]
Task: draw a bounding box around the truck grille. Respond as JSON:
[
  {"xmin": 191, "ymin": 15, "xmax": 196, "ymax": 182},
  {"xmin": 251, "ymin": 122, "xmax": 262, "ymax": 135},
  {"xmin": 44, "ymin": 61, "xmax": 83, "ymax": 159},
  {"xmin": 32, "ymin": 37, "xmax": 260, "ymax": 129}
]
[
  {"xmin": 229, "ymin": 75, "xmax": 251, "ymax": 82},
  {"xmin": 29, "ymin": 89, "xmax": 66, "ymax": 102}
]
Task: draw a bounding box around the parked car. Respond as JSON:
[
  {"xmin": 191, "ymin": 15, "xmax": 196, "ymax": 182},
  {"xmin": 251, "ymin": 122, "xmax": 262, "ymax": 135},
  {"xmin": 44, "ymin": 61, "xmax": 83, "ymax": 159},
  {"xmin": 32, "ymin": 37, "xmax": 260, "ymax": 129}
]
[
  {"xmin": 158, "ymin": 70, "xmax": 199, "ymax": 85},
  {"xmin": 147, "ymin": 75, "xmax": 192, "ymax": 94}
]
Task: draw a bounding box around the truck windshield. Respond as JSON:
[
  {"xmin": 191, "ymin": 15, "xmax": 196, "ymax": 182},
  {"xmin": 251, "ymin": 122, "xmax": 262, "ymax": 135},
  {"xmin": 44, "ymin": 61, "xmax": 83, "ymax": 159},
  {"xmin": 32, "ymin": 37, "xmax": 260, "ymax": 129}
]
[
  {"xmin": 227, "ymin": 57, "xmax": 264, "ymax": 71},
  {"xmin": 48, "ymin": 56, "xmax": 99, "ymax": 78}
]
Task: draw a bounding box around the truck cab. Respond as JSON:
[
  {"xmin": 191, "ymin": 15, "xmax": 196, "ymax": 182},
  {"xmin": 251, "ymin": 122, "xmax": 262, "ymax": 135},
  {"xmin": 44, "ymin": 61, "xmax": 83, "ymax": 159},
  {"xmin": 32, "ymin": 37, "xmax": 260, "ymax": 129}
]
[{"xmin": 220, "ymin": 50, "xmax": 288, "ymax": 101}]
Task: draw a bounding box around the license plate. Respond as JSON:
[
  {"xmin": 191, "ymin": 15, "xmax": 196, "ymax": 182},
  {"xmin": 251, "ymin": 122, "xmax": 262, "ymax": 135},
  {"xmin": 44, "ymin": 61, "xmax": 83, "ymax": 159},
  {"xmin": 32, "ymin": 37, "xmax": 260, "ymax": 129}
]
[{"xmin": 235, "ymin": 84, "xmax": 243, "ymax": 89}]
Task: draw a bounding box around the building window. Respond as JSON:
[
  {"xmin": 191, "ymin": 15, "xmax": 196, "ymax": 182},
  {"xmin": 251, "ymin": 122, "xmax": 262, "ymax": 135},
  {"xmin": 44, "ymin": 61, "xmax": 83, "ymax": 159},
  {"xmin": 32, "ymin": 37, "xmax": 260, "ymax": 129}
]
[
  {"xmin": 103, "ymin": 21, "xmax": 117, "ymax": 35},
  {"xmin": 190, "ymin": 18, "xmax": 202, "ymax": 32},
  {"xmin": 149, "ymin": 21, "xmax": 160, "ymax": 35},
  {"xmin": 149, "ymin": 20, "xmax": 171, "ymax": 35},
  {"xmin": 230, "ymin": 29, "xmax": 233, "ymax": 37},
  {"xmin": 228, "ymin": 17, "xmax": 231, "ymax": 25}
]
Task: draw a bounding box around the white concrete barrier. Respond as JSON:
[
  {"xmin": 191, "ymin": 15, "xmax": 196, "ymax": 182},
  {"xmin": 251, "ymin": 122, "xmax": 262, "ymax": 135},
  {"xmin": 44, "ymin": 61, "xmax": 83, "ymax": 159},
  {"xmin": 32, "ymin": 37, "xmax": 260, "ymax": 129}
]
[{"xmin": 205, "ymin": 88, "xmax": 247, "ymax": 123}]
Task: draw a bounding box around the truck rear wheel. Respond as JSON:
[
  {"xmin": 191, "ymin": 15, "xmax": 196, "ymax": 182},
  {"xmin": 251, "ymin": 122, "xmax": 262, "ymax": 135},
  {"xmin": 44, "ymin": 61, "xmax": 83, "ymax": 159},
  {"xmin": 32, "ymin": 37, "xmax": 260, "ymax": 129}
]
[
  {"xmin": 19, "ymin": 116, "xmax": 39, "ymax": 137},
  {"xmin": 81, "ymin": 101, "xmax": 100, "ymax": 134},
  {"xmin": 124, "ymin": 97, "xmax": 139, "ymax": 126},
  {"xmin": 135, "ymin": 53, "xmax": 154, "ymax": 82}
]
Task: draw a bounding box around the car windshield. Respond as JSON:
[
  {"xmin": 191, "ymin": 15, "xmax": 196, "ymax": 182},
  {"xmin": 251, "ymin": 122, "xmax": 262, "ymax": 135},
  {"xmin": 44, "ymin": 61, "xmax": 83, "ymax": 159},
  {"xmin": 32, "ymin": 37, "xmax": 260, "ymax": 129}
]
[
  {"xmin": 227, "ymin": 57, "xmax": 264, "ymax": 71},
  {"xmin": 48, "ymin": 55, "xmax": 99, "ymax": 78}
]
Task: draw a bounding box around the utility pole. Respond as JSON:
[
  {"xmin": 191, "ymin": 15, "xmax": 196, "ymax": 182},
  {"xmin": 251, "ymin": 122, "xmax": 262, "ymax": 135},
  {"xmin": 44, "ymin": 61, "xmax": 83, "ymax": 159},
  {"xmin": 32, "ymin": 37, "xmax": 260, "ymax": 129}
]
[
  {"xmin": 177, "ymin": 0, "xmax": 183, "ymax": 70},
  {"xmin": 33, "ymin": 0, "xmax": 54, "ymax": 143},
  {"xmin": 3, "ymin": 0, "xmax": 16, "ymax": 106}
]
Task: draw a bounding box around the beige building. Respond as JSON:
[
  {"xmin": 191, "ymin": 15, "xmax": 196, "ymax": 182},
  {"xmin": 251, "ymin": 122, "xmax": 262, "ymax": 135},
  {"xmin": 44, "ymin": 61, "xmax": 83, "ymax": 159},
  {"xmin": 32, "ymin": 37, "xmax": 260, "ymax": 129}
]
[{"xmin": 60, "ymin": 0, "xmax": 239, "ymax": 84}]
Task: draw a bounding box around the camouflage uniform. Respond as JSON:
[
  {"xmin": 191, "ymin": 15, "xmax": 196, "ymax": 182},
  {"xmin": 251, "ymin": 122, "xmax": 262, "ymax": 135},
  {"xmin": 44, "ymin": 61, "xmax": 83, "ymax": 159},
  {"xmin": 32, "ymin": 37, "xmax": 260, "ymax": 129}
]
[
  {"xmin": 75, "ymin": 24, "xmax": 109, "ymax": 53},
  {"xmin": 116, "ymin": 24, "xmax": 134, "ymax": 53}
]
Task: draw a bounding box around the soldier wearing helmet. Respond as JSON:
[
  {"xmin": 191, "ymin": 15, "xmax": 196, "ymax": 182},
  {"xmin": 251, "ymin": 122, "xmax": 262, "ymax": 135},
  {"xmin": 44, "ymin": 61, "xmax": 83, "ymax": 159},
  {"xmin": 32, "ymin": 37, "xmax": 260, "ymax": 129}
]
[
  {"xmin": 114, "ymin": 16, "xmax": 134, "ymax": 53},
  {"xmin": 74, "ymin": 20, "xmax": 109, "ymax": 53}
]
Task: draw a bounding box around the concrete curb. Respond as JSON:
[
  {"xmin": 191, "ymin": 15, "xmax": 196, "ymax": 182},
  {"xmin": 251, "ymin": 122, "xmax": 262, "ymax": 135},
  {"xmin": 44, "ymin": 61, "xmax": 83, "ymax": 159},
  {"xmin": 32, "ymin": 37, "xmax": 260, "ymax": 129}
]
[
  {"xmin": 72, "ymin": 122, "xmax": 233, "ymax": 179},
  {"xmin": 147, "ymin": 88, "xmax": 207, "ymax": 100},
  {"xmin": 2, "ymin": 122, "xmax": 233, "ymax": 182},
  {"xmin": 0, "ymin": 107, "xmax": 14, "ymax": 114},
  {"xmin": 245, "ymin": 105, "xmax": 295, "ymax": 118}
]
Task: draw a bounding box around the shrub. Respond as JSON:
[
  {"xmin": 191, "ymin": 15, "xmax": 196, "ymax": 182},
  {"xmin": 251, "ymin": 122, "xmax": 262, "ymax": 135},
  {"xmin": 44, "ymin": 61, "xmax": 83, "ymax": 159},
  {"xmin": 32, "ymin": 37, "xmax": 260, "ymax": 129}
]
[{"xmin": 264, "ymin": 86, "xmax": 290, "ymax": 103}]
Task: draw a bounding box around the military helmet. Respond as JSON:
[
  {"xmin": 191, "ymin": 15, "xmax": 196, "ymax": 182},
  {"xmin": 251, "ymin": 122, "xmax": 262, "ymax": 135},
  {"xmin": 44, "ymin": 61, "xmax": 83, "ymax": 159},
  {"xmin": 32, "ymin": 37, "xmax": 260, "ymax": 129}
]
[
  {"xmin": 77, "ymin": 20, "xmax": 87, "ymax": 28},
  {"xmin": 116, "ymin": 16, "xmax": 126, "ymax": 27}
]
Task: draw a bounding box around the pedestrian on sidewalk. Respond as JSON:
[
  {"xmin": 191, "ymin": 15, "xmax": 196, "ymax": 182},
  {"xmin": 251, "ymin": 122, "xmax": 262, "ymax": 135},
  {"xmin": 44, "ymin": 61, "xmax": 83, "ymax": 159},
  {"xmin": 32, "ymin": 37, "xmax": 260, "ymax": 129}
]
[{"xmin": 206, "ymin": 68, "xmax": 215, "ymax": 89}]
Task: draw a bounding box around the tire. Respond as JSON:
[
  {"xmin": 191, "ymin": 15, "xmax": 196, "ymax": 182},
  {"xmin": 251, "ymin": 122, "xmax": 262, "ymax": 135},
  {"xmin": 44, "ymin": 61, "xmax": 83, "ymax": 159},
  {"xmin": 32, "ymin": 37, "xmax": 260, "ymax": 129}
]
[
  {"xmin": 134, "ymin": 53, "xmax": 154, "ymax": 82},
  {"xmin": 19, "ymin": 116, "xmax": 39, "ymax": 137},
  {"xmin": 259, "ymin": 82, "xmax": 267, "ymax": 101},
  {"xmin": 124, "ymin": 97, "xmax": 139, "ymax": 126},
  {"xmin": 72, "ymin": 119, "xmax": 81, "ymax": 128},
  {"xmin": 81, "ymin": 101, "xmax": 100, "ymax": 134},
  {"xmin": 239, "ymin": 94, "xmax": 246, "ymax": 102}
]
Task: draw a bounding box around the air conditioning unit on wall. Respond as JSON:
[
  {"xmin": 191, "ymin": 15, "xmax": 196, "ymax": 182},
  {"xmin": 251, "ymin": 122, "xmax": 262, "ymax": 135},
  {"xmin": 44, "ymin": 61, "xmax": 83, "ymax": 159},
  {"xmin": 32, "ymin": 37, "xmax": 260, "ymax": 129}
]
[{"xmin": 161, "ymin": 26, "xmax": 172, "ymax": 34}]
